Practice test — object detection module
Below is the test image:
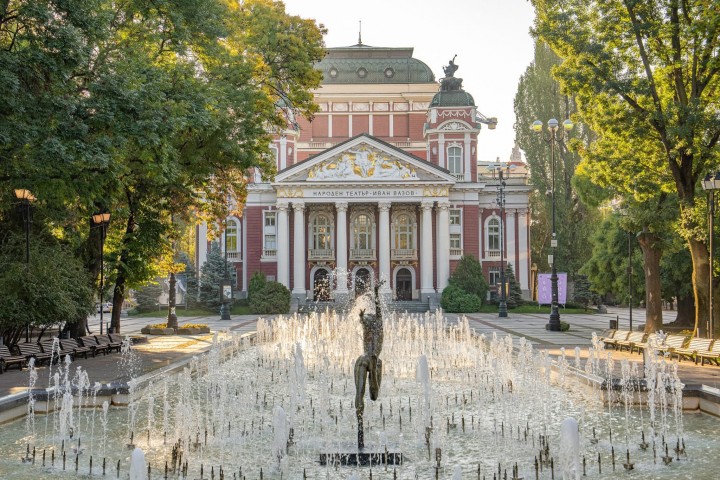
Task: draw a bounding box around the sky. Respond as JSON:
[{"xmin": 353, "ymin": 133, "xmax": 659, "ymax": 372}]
[{"xmin": 282, "ymin": 0, "xmax": 537, "ymax": 163}]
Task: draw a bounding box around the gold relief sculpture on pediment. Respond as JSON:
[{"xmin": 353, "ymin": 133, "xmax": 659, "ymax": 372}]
[
  {"xmin": 307, "ymin": 145, "xmax": 418, "ymax": 181},
  {"xmin": 276, "ymin": 187, "xmax": 303, "ymax": 198},
  {"xmin": 423, "ymin": 186, "xmax": 449, "ymax": 197}
]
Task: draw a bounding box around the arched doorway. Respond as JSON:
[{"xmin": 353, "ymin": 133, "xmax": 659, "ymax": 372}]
[
  {"xmin": 313, "ymin": 269, "xmax": 331, "ymax": 301},
  {"xmin": 355, "ymin": 268, "xmax": 371, "ymax": 296},
  {"xmin": 395, "ymin": 268, "xmax": 412, "ymax": 301}
]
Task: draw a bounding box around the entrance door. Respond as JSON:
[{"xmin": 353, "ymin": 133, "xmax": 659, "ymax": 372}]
[
  {"xmin": 355, "ymin": 268, "xmax": 370, "ymax": 296},
  {"xmin": 395, "ymin": 268, "xmax": 412, "ymax": 301},
  {"xmin": 313, "ymin": 269, "xmax": 331, "ymax": 301}
]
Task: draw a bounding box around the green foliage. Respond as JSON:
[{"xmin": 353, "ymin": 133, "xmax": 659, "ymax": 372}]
[
  {"xmin": 248, "ymin": 271, "xmax": 267, "ymax": 303},
  {"xmin": 441, "ymin": 284, "xmax": 482, "ymax": 313},
  {"xmin": 0, "ymin": 233, "xmax": 94, "ymax": 343},
  {"xmin": 504, "ymin": 264, "xmax": 523, "ymax": 308},
  {"xmin": 133, "ymin": 281, "xmax": 162, "ymax": 313},
  {"xmin": 448, "ymin": 255, "xmax": 488, "ymax": 301},
  {"xmin": 560, "ymin": 321, "xmax": 570, "ymax": 332},
  {"xmin": 573, "ymin": 274, "xmax": 594, "ymax": 310},
  {"xmin": 198, "ymin": 243, "xmax": 231, "ymax": 310},
  {"xmin": 249, "ymin": 281, "xmax": 291, "ymax": 315},
  {"xmin": 177, "ymin": 252, "xmax": 200, "ymax": 309}
]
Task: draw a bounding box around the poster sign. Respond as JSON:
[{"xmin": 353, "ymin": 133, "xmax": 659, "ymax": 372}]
[
  {"xmin": 537, "ymin": 273, "xmax": 567, "ymax": 305},
  {"xmin": 222, "ymin": 284, "xmax": 233, "ymax": 301}
]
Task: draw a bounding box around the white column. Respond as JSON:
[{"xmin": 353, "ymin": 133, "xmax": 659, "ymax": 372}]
[
  {"xmin": 478, "ymin": 208, "xmax": 484, "ymax": 260},
  {"xmin": 279, "ymin": 136, "xmax": 287, "ymax": 170},
  {"xmin": 463, "ymin": 133, "xmax": 471, "ymax": 182},
  {"xmin": 242, "ymin": 214, "xmax": 248, "ymax": 295},
  {"xmin": 276, "ymin": 202, "xmax": 290, "ymax": 288},
  {"xmin": 438, "ymin": 135, "xmax": 446, "ymax": 168},
  {"xmin": 335, "ymin": 202, "xmax": 349, "ymax": 293},
  {"xmin": 436, "ymin": 201, "xmax": 450, "ymax": 291},
  {"xmin": 197, "ymin": 222, "xmax": 208, "ymax": 270},
  {"xmin": 378, "ymin": 202, "xmax": 391, "ymax": 292},
  {"xmin": 420, "ymin": 201, "xmax": 435, "ymax": 296},
  {"xmin": 369, "ymin": 113, "xmax": 374, "ymax": 135},
  {"xmin": 518, "ymin": 209, "xmax": 530, "ymax": 291},
  {"xmin": 506, "ymin": 210, "xmax": 516, "ymax": 276},
  {"xmin": 292, "ymin": 202, "xmax": 306, "ymax": 295}
]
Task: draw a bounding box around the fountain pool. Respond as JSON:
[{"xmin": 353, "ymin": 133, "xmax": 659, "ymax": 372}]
[{"xmin": 1, "ymin": 306, "xmax": 719, "ymax": 479}]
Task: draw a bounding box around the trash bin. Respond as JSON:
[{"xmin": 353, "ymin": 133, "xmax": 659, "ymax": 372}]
[
  {"xmin": 609, "ymin": 319, "xmax": 618, "ymax": 330},
  {"xmin": 108, "ymin": 326, "xmax": 115, "ymax": 334}
]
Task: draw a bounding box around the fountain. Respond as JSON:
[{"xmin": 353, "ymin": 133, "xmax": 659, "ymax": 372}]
[{"xmin": 1, "ymin": 295, "xmax": 720, "ymax": 479}]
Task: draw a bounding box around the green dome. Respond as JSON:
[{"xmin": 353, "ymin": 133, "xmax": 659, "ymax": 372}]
[
  {"xmin": 430, "ymin": 90, "xmax": 475, "ymax": 107},
  {"xmin": 316, "ymin": 45, "xmax": 435, "ymax": 84}
]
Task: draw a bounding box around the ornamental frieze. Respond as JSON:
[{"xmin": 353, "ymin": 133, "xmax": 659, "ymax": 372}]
[
  {"xmin": 423, "ymin": 186, "xmax": 449, "ymax": 197},
  {"xmin": 275, "ymin": 187, "xmax": 304, "ymax": 198},
  {"xmin": 307, "ymin": 145, "xmax": 418, "ymax": 181}
]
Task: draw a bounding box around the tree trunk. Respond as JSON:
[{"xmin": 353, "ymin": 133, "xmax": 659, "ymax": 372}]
[
  {"xmin": 687, "ymin": 237, "xmax": 710, "ymax": 337},
  {"xmin": 674, "ymin": 294, "xmax": 695, "ymax": 326},
  {"xmin": 110, "ymin": 210, "xmax": 135, "ymax": 334},
  {"xmin": 637, "ymin": 230, "xmax": 663, "ymax": 333}
]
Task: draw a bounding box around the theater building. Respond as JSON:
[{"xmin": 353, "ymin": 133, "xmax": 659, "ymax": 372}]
[{"xmin": 196, "ymin": 43, "xmax": 532, "ymax": 306}]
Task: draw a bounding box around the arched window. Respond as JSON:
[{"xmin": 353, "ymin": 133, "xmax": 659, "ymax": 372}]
[
  {"xmin": 394, "ymin": 213, "xmax": 414, "ymax": 250},
  {"xmin": 447, "ymin": 146, "xmax": 462, "ymax": 175},
  {"xmin": 353, "ymin": 214, "xmax": 372, "ymax": 250},
  {"xmin": 225, "ymin": 219, "xmax": 238, "ymax": 252},
  {"xmin": 312, "ymin": 214, "xmax": 333, "ymax": 250},
  {"xmin": 488, "ymin": 218, "xmax": 500, "ymax": 251}
]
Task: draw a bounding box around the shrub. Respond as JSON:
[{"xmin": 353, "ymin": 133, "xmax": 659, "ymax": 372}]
[
  {"xmin": 441, "ymin": 284, "xmax": 482, "ymax": 313},
  {"xmin": 560, "ymin": 321, "xmax": 570, "ymax": 332},
  {"xmin": 248, "ymin": 271, "xmax": 267, "ymax": 303},
  {"xmin": 134, "ymin": 281, "xmax": 162, "ymax": 312},
  {"xmin": 249, "ymin": 281, "xmax": 291, "ymax": 314},
  {"xmin": 448, "ymin": 255, "xmax": 488, "ymax": 301},
  {"xmin": 504, "ymin": 263, "xmax": 523, "ymax": 308}
]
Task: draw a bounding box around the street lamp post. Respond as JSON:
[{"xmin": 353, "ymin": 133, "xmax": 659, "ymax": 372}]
[
  {"xmin": 628, "ymin": 231, "xmax": 633, "ymax": 332},
  {"xmin": 15, "ymin": 189, "xmax": 36, "ymax": 342},
  {"xmin": 532, "ymin": 118, "xmax": 573, "ymax": 331},
  {"xmin": 489, "ymin": 163, "xmax": 513, "ymax": 318},
  {"xmin": 219, "ymin": 218, "xmax": 232, "ymax": 320},
  {"xmin": 91, "ymin": 212, "xmax": 111, "ymax": 334},
  {"xmin": 702, "ymin": 172, "xmax": 720, "ymax": 338}
]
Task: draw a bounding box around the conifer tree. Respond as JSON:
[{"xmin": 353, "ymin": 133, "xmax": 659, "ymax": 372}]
[{"xmin": 504, "ymin": 263, "xmax": 523, "ymax": 308}]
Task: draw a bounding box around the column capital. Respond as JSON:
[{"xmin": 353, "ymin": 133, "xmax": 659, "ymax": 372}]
[
  {"xmin": 335, "ymin": 201, "xmax": 349, "ymax": 212},
  {"xmin": 276, "ymin": 201, "xmax": 289, "ymax": 211},
  {"xmin": 437, "ymin": 201, "xmax": 451, "ymax": 210},
  {"xmin": 378, "ymin": 201, "xmax": 392, "ymax": 211},
  {"xmin": 292, "ymin": 201, "xmax": 305, "ymax": 212},
  {"xmin": 421, "ymin": 200, "xmax": 435, "ymax": 211}
]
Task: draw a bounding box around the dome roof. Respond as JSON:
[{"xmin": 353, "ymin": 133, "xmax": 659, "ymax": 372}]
[
  {"xmin": 430, "ymin": 90, "xmax": 475, "ymax": 107},
  {"xmin": 316, "ymin": 45, "xmax": 435, "ymax": 84}
]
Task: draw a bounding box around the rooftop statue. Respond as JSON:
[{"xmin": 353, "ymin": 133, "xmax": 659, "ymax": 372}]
[{"xmin": 440, "ymin": 55, "xmax": 463, "ymax": 91}]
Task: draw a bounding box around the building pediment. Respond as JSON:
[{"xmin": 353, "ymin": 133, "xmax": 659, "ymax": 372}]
[{"xmin": 275, "ymin": 134, "xmax": 455, "ymax": 184}]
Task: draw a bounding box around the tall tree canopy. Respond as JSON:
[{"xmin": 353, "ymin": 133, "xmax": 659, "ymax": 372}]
[
  {"xmin": 514, "ymin": 41, "xmax": 599, "ymax": 276},
  {"xmin": 531, "ymin": 0, "xmax": 720, "ymax": 336},
  {"xmin": 0, "ymin": 0, "xmax": 326, "ymax": 333}
]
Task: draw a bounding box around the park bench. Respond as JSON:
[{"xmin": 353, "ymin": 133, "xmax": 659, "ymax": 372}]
[
  {"xmin": 39, "ymin": 339, "xmax": 75, "ymax": 363},
  {"xmin": 60, "ymin": 338, "xmax": 93, "ymax": 359},
  {"xmin": 0, "ymin": 345, "xmax": 26, "ymax": 373},
  {"xmin": 602, "ymin": 330, "xmax": 631, "ymax": 350},
  {"xmin": 15, "ymin": 342, "xmax": 53, "ymax": 365},
  {"xmin": 614, "ymin": 331, "xmax": 647, "ymax": 353},
  {"xmin": 673, "ymin": 337, "xmax": 714, "ymax": 364},
  {"xmin": 108, "ymin": 333, "xmax": 131, "ymax": 349},
  {"xmin": 655, "ymin": 334, "xmax": 689, "ymax": 359},
  {"xmin": 79, "ymin": 336, "xmax": 109, "ymax": 356},
  {"xmin": 696, "ymin": 340, "xmax": 720, "ymax": 366},
  {"xmin": 627, "ymin": 333, "xmax": 658, "ymax": 354},
  {"xmin": 94, "ymin": 334, "xmax": 122, "ymax": 353}
]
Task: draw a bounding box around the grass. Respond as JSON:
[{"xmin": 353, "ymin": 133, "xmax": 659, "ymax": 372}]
[
  {"xmin": 129, "ymin": 304, "xmax": 252, "ymax": 318},
  {"xmin": 477, "ymin": 304, "xmax": 595, "ymax": 314}
]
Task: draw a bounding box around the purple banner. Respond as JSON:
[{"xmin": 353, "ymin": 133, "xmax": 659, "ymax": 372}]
[{"xmin": 537, "ymin": 273, "xmax": 567, "ymax": 305}]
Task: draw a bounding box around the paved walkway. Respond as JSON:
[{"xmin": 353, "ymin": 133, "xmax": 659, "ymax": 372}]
[{"xmin": 1, "ymin": 307, "xmax": 719, "ymax": 407}]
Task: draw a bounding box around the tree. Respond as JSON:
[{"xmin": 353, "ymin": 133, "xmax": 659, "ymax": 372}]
[
  {"xmin": 573, "ymin": 274, "xmax": 594, "ymax": 311},
  {"xmin": 198, "ymin": 243, "xmax": 230, "ymax": 310},
  {"xmin": 531, "ymin": 0, "xmax": 720, "ymax": 337},
  {"xmin": 248, "ymin": 271, "xmax": 267, "ymax": 304},
  {"xmin": 514, "ymin": 40, "xmax": 599, "ymax": 276},
  {"xmin": 504, "ymin": 263, "xmax": 523, "ymax": 308},
  {"xmin": 441, "ymin": 284, "xmax": 482, "ymax": 313},
  {"xmin": 448, "ymin": 255, "xmax": 489, "ymax": 301}
]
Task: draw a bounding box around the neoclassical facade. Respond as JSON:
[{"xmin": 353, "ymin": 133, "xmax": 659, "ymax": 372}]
[{"xmin": 197, "ymin": 44, "xmax": 531, "ymax": 305}]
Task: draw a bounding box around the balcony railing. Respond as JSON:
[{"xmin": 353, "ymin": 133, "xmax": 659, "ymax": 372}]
[
  {"xmin": 226, "ymin": 251, "xmax": 241, "ymax": 261},
  {"xmin": 449, "ymin": 248, "xmax": 463, "ymax": 257},
  {"xmin": 262, "ymin": 248, "xmax": 277, "ymax": 258},
  {"xmin": 308, "ymin": 249, "xmax": 335, "ymax": 261},
  {"xmin": 451, "ymin": 172, "xmax": 466, "ymax": 181},
  {"xmin": 392, "ymin": 248, "xmax": 417, "ymax": 260},
  {"xmin": 485, "ymin": 250, "xmax": 501, "ymax": 258},
  {"xmin": 350, "ymin": 248, "xmax": 376, "ymax": 261}
]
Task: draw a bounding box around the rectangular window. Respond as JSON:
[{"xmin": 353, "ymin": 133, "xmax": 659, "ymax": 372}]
[
  {"xmin": 264, "ymin": 234, "xmax": 276, "ymax": 250},
  {"xmin": 264, "ymin": 212, "xmax": 276, "ymax": 227},
  {"xmin": 447, "ymin": 146, "xmax": 463, "ymax": 174},
  {"xmin": 450, "ymin": 209, "xmax": 462, "ymax": 226},
  {"xmin": 450, "ymin": 233, "xmax": 462, "ymax": 249},
  {"xmin": 489, "ymin": 267, "xmax": 501, "ymax": 286}
]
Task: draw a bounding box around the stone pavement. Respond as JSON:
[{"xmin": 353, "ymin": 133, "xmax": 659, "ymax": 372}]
[{"xmin": 1, "ymin": 307, "xmax": 719, "ymax": 410}]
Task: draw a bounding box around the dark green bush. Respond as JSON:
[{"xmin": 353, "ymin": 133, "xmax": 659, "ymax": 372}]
[
  {"xmin": 249, "ymin": 281, "xmax": 291, "ymax": 314},
  {"xmin": 441, "ymin": 284, "xmax": 482, "ymax": 313},
  {"xmin": 448, "ymin": 255, "xmax": 488, "ymax": 301},
  {"xmin": 248, "ymin": 271, "xmax": 267, "ymax": 303},
  {"xmin": 560, "ymin": 321, "xmax": 570, "ymax": 332}
]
